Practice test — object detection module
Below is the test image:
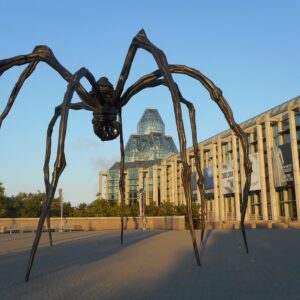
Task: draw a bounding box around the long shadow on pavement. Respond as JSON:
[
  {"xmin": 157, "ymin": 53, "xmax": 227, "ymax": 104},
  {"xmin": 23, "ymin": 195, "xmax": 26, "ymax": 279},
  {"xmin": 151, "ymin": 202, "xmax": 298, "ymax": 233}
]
[
  {"xmin": 1, "ymin": 229, "xmax": 300, "ymax": 300},
  {"xmin": 0, "ymin": 230, "xmax": 163, "ymax": 292}
]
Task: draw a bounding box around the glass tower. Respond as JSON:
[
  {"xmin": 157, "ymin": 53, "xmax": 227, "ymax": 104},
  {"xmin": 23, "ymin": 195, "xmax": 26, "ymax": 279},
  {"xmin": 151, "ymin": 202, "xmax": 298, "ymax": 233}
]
[
  {"xmin": 106, "ymin": 108, "xmax": 178, "ymax": 203},
  {"xmin": 125, "ymin": 109, "xmax": 177, "ymax": 162}
]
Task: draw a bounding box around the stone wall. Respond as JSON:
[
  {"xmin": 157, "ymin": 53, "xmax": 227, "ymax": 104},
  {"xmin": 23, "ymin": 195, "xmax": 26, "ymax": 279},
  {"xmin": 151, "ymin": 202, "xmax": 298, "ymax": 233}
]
[{"xmin": 0, "ymin": 216, "xmax": 185, "ymax": 233}]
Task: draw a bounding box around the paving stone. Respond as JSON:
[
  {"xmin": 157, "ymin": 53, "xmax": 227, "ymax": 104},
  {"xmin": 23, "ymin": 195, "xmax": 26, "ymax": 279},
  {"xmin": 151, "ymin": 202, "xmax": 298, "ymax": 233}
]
[{"xmin": 0, "ymin": 229, "xmax": 299, "ymax": 299}]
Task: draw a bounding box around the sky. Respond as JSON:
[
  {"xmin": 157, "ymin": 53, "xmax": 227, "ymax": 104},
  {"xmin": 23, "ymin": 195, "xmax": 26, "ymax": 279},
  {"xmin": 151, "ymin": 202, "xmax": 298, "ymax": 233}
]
[{"xmin": 0, "ymin": 0, "xmax": 299, "ymax": 205}]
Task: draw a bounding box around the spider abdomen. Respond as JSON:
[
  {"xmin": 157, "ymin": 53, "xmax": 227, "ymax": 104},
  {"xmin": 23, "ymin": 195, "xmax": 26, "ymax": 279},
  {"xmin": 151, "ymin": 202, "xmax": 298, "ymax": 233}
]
[{"xmin": 92, "ymin": 112, "xmax": 120, "ymax": 141}]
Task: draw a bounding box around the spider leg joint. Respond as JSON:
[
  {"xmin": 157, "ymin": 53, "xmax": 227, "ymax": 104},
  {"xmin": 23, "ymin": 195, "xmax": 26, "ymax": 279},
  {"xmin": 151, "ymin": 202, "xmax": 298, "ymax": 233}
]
[
  {"xmin": 33, "ymin": 45, "xmax": 54, "ymax": 60},
  {"xmin": 212, "ymin": 87, "xmax": 223, "ymax": 102}
]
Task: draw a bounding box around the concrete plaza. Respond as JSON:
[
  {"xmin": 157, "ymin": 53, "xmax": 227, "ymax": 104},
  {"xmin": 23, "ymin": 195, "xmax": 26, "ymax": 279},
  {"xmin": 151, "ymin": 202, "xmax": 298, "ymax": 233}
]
[{"xmin": 0, "ymin": 229, "xmax": 299, "ymax": 299}]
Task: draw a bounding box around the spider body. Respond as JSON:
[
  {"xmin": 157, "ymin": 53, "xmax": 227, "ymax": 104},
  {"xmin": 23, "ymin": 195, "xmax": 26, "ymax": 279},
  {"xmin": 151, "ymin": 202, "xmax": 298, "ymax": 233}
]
[
  {"xmin": 90, "ymin": 77, "xmax": 120, "ymax": 141},
  {"xmin": 0, "ymin": 29, "xmax": 252, "ymax": 282},
  {"xmin": 92, "ymin": 110, "xmax": 120, "ymax": 141}
]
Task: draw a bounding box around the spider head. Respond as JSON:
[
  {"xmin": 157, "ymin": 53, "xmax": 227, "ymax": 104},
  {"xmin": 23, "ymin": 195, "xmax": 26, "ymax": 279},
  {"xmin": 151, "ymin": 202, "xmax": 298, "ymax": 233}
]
[
  {"xmin": 92, "ymin": 78, "xmax": 120, "ymax": 141},
  {"xmin": 97, "ymin": 77, "xmax": 114, "ymax": 102}
]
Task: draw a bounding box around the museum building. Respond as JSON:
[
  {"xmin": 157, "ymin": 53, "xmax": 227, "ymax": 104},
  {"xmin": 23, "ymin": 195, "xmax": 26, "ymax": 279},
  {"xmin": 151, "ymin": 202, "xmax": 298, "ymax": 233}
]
[
  {"xmin": 99, "ymin": 96, "xmax": 300, "ymax": 222},
  {"xmin": 99, "ymin": 108, "xmax": 178, "ymax": 205}
]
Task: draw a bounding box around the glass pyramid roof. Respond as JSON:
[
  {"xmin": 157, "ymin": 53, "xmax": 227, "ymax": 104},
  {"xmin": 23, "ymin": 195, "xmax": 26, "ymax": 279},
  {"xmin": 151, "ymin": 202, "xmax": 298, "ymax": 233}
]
[{"xmin": 125, "ymin": 109, "xmax": 178, "ymax": 163}]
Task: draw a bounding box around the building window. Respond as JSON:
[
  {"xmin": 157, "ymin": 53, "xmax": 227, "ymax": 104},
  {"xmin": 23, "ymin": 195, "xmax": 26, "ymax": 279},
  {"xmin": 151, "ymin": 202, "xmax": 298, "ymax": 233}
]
[
  {"xmin": 282, "ymin": 118, "xmax": 290, "ymax": 144},
  {"xmin": 273, "ymin": 123, "xmax": 280, "ymax": 146},
  {"xmin": 278, "ymin": 190, "xmax": 285, "ymax": 217}
]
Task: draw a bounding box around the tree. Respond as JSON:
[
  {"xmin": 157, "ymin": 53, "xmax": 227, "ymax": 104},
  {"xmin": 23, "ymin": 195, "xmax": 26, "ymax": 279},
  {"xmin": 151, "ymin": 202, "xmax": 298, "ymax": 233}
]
[
  {"xmin": 87, "ymin": 199, "xmax": 120, "ymax": 217},
  {"xmin": 2, "ymin": 196, "xmax": 23, "ymax": 217},
  {"xmin": 16, "ymin": 192, "xmax": 44, "ymax": 217},
  {"xmin": 0, "ymin": 182, "xmax": 7, "ymax": 217},
  {"xmin": 175, "ymin": 203, "xmax": 186, "ymax": 216},
  {"xmin": 0, "ymin": 182, "xmax": 5, "ymax": 197},
  {"xmin": 145, "ymin": 202, "xmax": 159, "ymax": 216},
  {"xmin": 0, "ymin": 197, "xmax": 8, "ymax": 217},
  {"xmin": 50, "ymin": 197, "xmax": 62, "ymax": 217},
  {"xmin": 62, "ymin": 202, "xmax": 74, "ymax": 217},
  {"xmin": 72, "ymin": 203, "xmax": 89, "ymax": 217},
  {"xmin": 158, "ymin": 200, "xmax": 176, "ymax": 216}
]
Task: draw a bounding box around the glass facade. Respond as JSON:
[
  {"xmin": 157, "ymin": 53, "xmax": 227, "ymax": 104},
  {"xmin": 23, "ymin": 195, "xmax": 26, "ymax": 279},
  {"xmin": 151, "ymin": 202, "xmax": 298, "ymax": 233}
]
[
  {"xmin": 106, "ymin": 108, "xmax": 178, "ymax": 203},
  {"xmin": 125, "ymin": 109, "xmax": 177, "ymax": 163},
  {"xmin": 137, "ymin": 109, "xmax": 165, "ymax": 135}
]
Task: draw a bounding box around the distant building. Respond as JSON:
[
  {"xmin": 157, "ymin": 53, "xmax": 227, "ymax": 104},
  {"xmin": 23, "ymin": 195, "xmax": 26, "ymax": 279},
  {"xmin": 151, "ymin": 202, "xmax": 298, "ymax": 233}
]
[
  {"xmin": 99, "ymin": 109, "xmax": 178, "ymax": 204},
  {"xmin": 99, "ymin": 97, "xmax": 300, "ymax": 222}
]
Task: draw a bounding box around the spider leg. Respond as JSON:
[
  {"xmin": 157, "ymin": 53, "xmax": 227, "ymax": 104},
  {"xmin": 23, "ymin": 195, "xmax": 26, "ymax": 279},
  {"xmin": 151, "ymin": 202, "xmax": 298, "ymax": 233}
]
[
  {"xmin": 43, "ymin": 103, "xmax": 92, "ymax": 190},
  {"xmin": 0, "ymin": 52, "xmax": 99, "ymax": 249},
  {"xmin": 115, "ymin": 30, "xmax": 200, "ymax": 266},
  {"xmin": 122, "ymin": 77, "xmax": 207, "ymax": 245},
  {"xmin": 179, "ymin": 97, "xmax": 206, "ymax": 245},
  {"xmin": 0, "ymin": 46, "xmax": 100, "ymax": 120},
  {"xmin": 25, "ymin": 68, "xmax": 96, "ymax": 282},
  {"xmin": 0, "ymin": 61, "xmax": 38, "ymax": 127},
  {"xmin": 118, "ymin": 109, "xmax": 125, "ymax": 244},
  {"xmin": 42, "ymin": 102, "xmax": 92, "ymax": 246},
  {"xmin": 121, "ymin": 65, "xmax": 252, "ymax": 253},
  {"xmin": 169, "ymin": 66, "xmax": 252, "ymax": 253},
  {"xmin": 45, "ymin": 211, "xmax": 53, "ymax": 247},
  {"xmin": 162, "ymin": 81, "xmax": 207, "ymax": 245}
]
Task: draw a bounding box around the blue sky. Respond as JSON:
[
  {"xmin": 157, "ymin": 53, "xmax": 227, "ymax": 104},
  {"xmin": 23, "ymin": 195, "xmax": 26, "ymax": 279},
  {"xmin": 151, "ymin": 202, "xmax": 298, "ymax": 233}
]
[{"xmin": 0, "ymin": 0, "xmax": 299, "ymax": 205}]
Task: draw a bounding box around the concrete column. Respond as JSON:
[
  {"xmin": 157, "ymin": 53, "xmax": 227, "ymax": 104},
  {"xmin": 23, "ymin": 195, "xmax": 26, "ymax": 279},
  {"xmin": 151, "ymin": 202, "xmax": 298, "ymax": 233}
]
[
  {"xmin": 160, "ymin": 163, "xmax": 164, "ymax": 203},
  {"xmin": 153, "ymin": 165, "xmax": 158, "ymax": 205},
  {"xmin": 217, "ymin": 138, "xmax": 224, "ymax": 221},
  {"xmin": 257, "ymin": 124, "xmax": 268, "ymax": 220},
  {"xmin": 105, "ymin": 174, "xmax": 108, "ymax": 200},
  {"xmin": 124, "ymin": 171, "xmax": 129, "ymax": 205},
  {"xmin": 99, "ymin": 172, "xmax": 108, "ymax": 200},
  {"xmin": 145, "ymin": 171, "xmax": 150, "ymax": 205},
  {"xmin": 198, "ymin": 144, "xmax": 204, "ymax": 210},
  {"xmin": 222, "ymin": 143, "xmax": 230, "ymax": 219},
  {"xmin": 196, "ymin": 158, "xmax": 201, "ymax": 204},
  {"xmin": 221, "ymin": 143, "xmax": 227, "ymax": 217},
  {"xmin": 248, "ymin": 131, "xmax": 254, "ymax": 218},
  {"xmin": 232, "ymin": 135, "xmax": 241, "ymax": 221},
  {"xmin": 118, "ymin": 186, "xmax": 121, "ymax": 205},
  {"xmin": 277, "ymin": 121, "xmax": 289, "ymax": 219},
  {"xmin": 160, "ymin": 161, "xmax": 167, "ymax": 203},
  {"xmin": 191, "ymin": 156, "xmax": 201, "ymax": 204},
  {"xmin": 265, "ymin": 114, "xmax": 278, "ymax": 220},
  {"xmin": 138, "ymin": 168, "xmax": 143, "ymax": 191},
  {"xmin": 283, "ymin": 190, "xmax": 290, "ymax": 220},
  {"xmin": 179, "ymin": 162, "xmax": 184, "ymax": 204},
  {"xmin": 212, "ymin": 143, "xmax": 219, "ymax": 222},
  {"xmin": 199, "ymin": 144, "xmax": 204, "ymax": 170},
  {"xmin": 239, "ymin": 138, "xmax": 249, "ymax": 221},
  {"xmin": 171, "ymin": 159, "xmax": 175, "ymax": 204},
  {"xmin": 171, "ymin": 158, "xmax": 178, "ymax": 204},
  {"xmin": 168, "ymin": 163, "xmax": 172, "ymax": 203},
  {"xmin": 175, "ymin": 158, "xmax": 179, "ymax": 204},
  {"xmin": 99, "ymin": 172, "xmax": 103, "ymax": 200},
  {"xmin": 288, "ymin": 107, "xmax": 300, "ymax": 220}
]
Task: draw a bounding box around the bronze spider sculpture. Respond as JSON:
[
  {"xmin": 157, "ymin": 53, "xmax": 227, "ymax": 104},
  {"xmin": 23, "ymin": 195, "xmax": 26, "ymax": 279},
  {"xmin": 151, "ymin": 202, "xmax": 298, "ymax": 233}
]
[{"xmin": 0, "ymin": 30, "xmax": 252, "ymax": 281}]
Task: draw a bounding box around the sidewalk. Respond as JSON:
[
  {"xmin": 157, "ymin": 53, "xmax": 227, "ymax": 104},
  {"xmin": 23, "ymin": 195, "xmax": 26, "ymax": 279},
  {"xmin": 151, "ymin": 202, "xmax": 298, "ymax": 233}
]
[{"xmin": 0, "ymin": 229, "xmax": 299, "ymax": 299}]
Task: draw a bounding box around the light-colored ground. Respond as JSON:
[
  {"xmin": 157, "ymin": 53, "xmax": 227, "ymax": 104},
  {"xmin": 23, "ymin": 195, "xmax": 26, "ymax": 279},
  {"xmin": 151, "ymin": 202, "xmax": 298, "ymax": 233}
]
[{"xmin": 0, "ymin": 229, "xmax": 299, "ymax": 300}]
